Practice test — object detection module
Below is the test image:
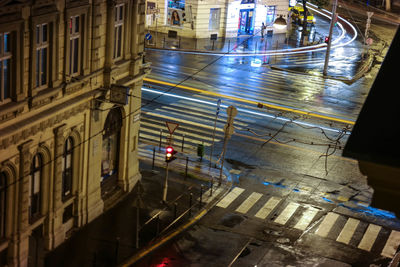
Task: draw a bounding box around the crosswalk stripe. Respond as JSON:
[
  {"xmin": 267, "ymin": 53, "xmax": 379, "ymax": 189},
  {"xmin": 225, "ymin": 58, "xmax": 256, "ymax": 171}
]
[
  {"xmin": 381, "ymin": 230, "xmax": 400, "ymax": 258},
  {"xmin": 254, "ymin": 196, "xmax": 281, "ymax": 219},
  {"xmin": 201, "ymin": 187, "xmax": 224, "ymax": 203},
  {"xmin": 358, "ymin": 224, "xmax": 381, "ymax": 252},
  {"xmin": 316, "ymin": 212, "xmax": 339, "ymax": 238},
  {"xmin": 294, "ymin": 207, "xmax": 319, "ymax": 230},
  {"xmin": 274, "ymin": 202, "xmax": 300, "ymax": 225},
  {"xmin": 336, "ymin": 218, "xmax": 360, "ymax": 244},
  {"xmin": 235, "ymin": 192, "xmax": 263, "ymax": 214},
  {"xmin": 216, "ymin": 187, "xmax": 245, "ymax": 208}
]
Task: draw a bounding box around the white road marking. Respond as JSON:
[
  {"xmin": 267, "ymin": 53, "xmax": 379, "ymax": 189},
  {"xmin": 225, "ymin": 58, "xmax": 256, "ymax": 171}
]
[
  {"xmin": 294, "ymin": 207, "xmax": 319, "ymax": 231},
  {"xmin": 235, "ymin": 192, "xmax": 263, "ymax": 214},
  {"xmin": 216, "ymin": 187, "xmax": 245, "ymax": 208},
  {"xmin": 381, "ymin": 230, "xmax": 400, "ymax": 258},
  {"xmin": 201, "ymin": 187, "xmax": 224, "ymax": 203},
  {"xmin": 316, "ymin": 212, "xmax": 339, "ymax": 238},
  {"xmin": 254, "ymin": 197, "xmax": 281, "ymax": 219},
  {"xmin": 274, "ymin": 202, "xmax": 300, "ymax": 225},
  {"xmin": 336, "ymin": 218, "xmax": 360, "ymax": 244},
  {"xmin": 358, "ymin": 224, "xmax": 381, "ymax": 252}
]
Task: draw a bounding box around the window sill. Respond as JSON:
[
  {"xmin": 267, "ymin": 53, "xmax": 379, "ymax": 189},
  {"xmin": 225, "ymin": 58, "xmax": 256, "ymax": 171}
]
[{"xmin": 0, "ymin": 100, "xmax": 26, "ymax": 124}]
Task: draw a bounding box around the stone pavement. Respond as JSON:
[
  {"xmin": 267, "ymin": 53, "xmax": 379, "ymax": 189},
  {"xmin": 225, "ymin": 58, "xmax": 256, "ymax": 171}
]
[{"xmin": 44, "ymin": 144, "xmax": 232, "ymax": 267}]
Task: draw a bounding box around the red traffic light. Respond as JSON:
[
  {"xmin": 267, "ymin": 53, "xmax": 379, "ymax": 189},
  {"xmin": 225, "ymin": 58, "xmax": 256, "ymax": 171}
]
[
  {"xmin": 165, "ymin": 146, "xmax": 177, "ymax": 162},
  {"xmin": 324, "ymin": 36, "xmax": 330, "ymax": 43}
]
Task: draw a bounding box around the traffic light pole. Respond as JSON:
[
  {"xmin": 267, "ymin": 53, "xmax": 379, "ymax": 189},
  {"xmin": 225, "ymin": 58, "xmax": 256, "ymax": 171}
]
[
  {"xmin": 163, "ymin": 162, "xmax": 169, "ymax": 202},
  {"xmin": 323, "ymin": 0, "xmax": 338, "ymax": 76}
]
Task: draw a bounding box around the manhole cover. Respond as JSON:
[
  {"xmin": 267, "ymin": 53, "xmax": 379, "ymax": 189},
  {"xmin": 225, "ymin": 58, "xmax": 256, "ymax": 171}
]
[{"xmin": 220, "ymin": 214, "xmax": 245, "ymax": 228}]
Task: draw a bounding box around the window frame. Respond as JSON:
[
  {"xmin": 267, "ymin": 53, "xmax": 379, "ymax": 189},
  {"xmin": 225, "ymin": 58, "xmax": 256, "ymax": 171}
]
[
  {"xmin": 0, "ymin": 32, "xmax": 12, "ymax": 103},
  {"xmin": 69, "ymin": 15, "xmax": 82, "ymax": 77},
  {"xmin": 113, "ymin": 4, "xmax": 125, "ymax": 60},
  {"xmin": 29, "ymin": 154, "xmax": 42, "ymax": 223},
  {"xmin": 35, "ymin": 23, "xmax": 49, "ymax": 90},
  {"xmin": 62, "ymin": 137, "xmax": 74, "ymax": 201}
]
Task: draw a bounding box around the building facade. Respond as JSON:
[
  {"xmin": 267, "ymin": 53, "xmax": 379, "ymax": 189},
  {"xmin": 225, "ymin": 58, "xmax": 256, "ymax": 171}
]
[
  {"xmin": 0, "ymin": 0, "xmax": 148, "ymax": 266},
  {"xmin": 145, "ymin": 0, "xmax": 289, "ymax": 39}
]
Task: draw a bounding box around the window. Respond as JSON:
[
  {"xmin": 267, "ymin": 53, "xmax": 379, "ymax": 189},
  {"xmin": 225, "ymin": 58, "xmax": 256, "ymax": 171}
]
[
  {"xmin": 62, "ymin": 137, "xmax": 73, "ymax": 201},
  {"xmin": 69, "ymin": 15, "xmax": 81, "ymax": 76},
  {"xmin": 168, "ymin": 0, "xmax": 185, "ymax": 9},
  {"xmin": 209, "ymin": 8, "xmax": 221, "ymax": 30},
  {"xmin": 101, "ymin": 108, "xmax": 122, "ymax": 181},
  {"xmin": 35, "ymin": 24, "xmax": 49, "ymax": 88},
  {"xmin": 0, "ymin": 172, "xmax": 6, "ymax": 238},
  {"xmin": 29, "ymin": 154, "xmax": 42, "ymax": 221},
  {"xmin": 0, "ymin": 32, "xmax": 11, "ymax": 102},
  {"xmin": 114, "ymin": 4, "xmax": 124, "ymax": 59},
  {"xmin": 266, "ymin": 6, "xmax": 277, "ymax": 26}
]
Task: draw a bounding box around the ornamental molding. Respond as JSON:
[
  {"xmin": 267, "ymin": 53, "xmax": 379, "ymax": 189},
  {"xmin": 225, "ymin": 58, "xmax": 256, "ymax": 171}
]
[{"xmin": 0, "ymin": 102, "xmax": 89, "ymax": 150}]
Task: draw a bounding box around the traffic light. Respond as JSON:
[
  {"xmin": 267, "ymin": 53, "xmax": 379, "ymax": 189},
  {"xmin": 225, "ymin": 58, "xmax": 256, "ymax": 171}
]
[
  {"xmin": 165, "ymin": 146, "xmax": 177, "ymax": 162},
  {"xmin": 324, "ymin": 36, "xmax": 330, "ymax": 44}
]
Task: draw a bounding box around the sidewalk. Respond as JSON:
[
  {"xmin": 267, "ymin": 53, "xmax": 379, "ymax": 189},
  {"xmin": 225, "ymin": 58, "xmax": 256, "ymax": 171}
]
[{"xmin": 45, "ymin": 145, "xmax": 232, "ymax": 267}]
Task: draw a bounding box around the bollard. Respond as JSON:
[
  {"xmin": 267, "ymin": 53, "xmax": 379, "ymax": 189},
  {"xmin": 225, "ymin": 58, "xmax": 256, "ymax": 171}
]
[
  {"xmin": 228, "ymin": 40, "xmax": 230, "ymax": 52},
  {"xmin": 210, "ymin": 180, "xmax": 213, "ymax": 197},
  {"xmin": 179, "ymin": 37, "xmax": 181, "ymax": 48},
  {"xmin": 212, "ymin": 40, "xmax": 215, "ymax": 50},
  {"xmin": 185, "ymin": 157, "xmax": 189, "ymax": 179},
  {"xmin": 189, "ymin": 193, "xmax": 193, "ymax": 217},
  {"xmin": 156, "ymin": 215, "xmax": 160, "ymax": 235},
  {"xmin": 199, "ymin": 185, "xmax": 203, "ymax": 208},
  {"xmin": 152, "ymin": 147, "xmax": 155, "ymax": 170},
  {"xmin": 174, "ymin": 202, "xmax": 177, "ymax": 219},
  {"xmin": 255, "ymin": 41, "xmax": 258, "ymax": 54},
  {"xmin": 163, "ymin": 36, "xmax": 166, "ymax": 48}
]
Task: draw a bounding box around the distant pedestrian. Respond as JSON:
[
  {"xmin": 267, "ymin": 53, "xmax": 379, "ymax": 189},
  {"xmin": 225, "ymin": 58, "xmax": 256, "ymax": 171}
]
[{"xmin": 261, "ymin": 22, "xmax": 266, "ymax": 38}]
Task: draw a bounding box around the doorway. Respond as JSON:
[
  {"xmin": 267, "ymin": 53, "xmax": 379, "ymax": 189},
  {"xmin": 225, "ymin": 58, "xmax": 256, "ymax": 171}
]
[
  {"xmin": 28, "ymin": 225, "xmax": 44, "ymax": 267},
  {"xmin": 238, "ymin": 9, "xmax": 254, "ymax": 35}
]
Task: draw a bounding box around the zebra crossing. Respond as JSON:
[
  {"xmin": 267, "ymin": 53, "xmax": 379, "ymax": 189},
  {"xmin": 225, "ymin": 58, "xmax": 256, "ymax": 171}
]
[{"xmin": 213, "ymin": 186, "xmax": 400, "ymax": 259}]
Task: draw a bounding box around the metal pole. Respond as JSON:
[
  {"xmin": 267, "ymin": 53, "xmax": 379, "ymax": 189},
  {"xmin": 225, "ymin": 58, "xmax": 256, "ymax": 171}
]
[
  {"xmin": 218, "ymin": 133, "xmax": 228, "ymax": 186},
  {"xmin": 159, "ymin": 129, "xmax": 163, "ymax": 150},
  {"xmin": 210, "ymin": 179, "xmax": 213, "ymax": 196},
  {"xmin": 115, "ymin": 237, "xmax": 120, "ymax": 265},
  {"xmin": 209, "ymin": 104, "xmax": 220, "ymax": 167},
  {"xmin": 228, "ymin": 40, "xmax": 230, "ymax": 52},
  {"xmin": 323, "ymin": 0, "xmax": 338, "ymax": 75},
  {"xmin": 181, "ymin": 134, "xmax": 185, "ymax": 152},
  {"xmin": 163, "ymin": 162, "xmax": 169, "ymax": 202},
  {"xmin": 189, "ymin": 193, "xmax": 193, "ymax": 217}
]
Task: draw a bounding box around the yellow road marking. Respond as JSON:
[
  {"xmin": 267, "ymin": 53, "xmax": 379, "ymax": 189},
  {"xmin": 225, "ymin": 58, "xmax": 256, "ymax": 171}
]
[{"xmin": 144, "ymin": 77, "xmax": 355, "ymax": 125}]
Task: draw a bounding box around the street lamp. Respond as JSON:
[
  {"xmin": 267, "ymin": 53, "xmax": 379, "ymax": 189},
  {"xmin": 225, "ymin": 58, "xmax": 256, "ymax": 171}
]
[{"xmin": 273, "ymin": 15, "xmax": 287, "ymax": 30}]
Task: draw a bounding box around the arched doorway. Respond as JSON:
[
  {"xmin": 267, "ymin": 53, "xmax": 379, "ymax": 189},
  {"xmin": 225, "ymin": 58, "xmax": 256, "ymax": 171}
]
[{"xmin": 101, "ymin": 107, "xmax": 122, "ymax": 197}]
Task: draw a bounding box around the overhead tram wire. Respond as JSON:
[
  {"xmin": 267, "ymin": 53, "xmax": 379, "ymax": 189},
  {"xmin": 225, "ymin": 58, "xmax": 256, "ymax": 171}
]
[{"xmin": 0, "ymin": 29, "xmax": 268, "ymax": 191}]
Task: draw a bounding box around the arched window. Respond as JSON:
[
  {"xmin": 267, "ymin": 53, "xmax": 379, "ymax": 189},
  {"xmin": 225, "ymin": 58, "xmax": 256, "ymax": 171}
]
[
  {"xmin": 0, "ymin": 172, "xmax": 6, "ymax": 238},
  {"xmin": 101, "ymin": 108, "xmax": 122, "ymax": 189},
  {"xmin": 29, "ymin": 154, "xmax": 42, "ymax": 221},
  {"xmin": 62, "ymin": 137, "xmax": 73, "ymax": 201}
]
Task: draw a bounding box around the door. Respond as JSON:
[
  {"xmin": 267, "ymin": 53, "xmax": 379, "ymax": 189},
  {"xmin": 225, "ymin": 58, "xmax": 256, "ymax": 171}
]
[{"xmin": 238, "ymin": 9, "xmax": 254, "ymax": 35}]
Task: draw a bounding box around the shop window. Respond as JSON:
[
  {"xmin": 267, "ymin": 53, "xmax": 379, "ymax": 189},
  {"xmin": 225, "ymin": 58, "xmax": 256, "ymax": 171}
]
[
  {"xmin": 266, "ymin": 6, "xmax": 277, "ymax": 26},
  {"xmin": 209, "ymin": 8, "xmax": 221, "ymax": 30},
  {"xmin": 0, "ymin": 32, "xmax": 11, "ymax": 102},
  {"xmin": 62, "ymin": 137, "xmax": 73, "ymax": 201}
]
